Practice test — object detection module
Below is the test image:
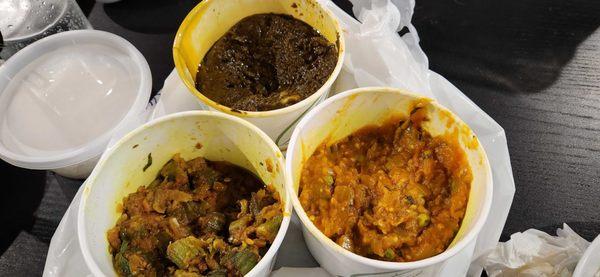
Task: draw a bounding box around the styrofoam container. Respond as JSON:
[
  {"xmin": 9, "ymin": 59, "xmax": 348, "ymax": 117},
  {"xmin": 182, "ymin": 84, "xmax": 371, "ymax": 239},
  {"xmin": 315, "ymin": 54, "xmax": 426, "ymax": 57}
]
[
  {"xmin": 574, "ymin": 235, "xmax": 600, "ymax": 277},
  {"xmin": 77, "ymin": 111, "xmax": 292, "ymax": 277},
  {"xmin": 0, "ymin": 30, "xmax": 151, "ymax": 179},
  {"xmin": 173, "ymin": 0, "xmax": 345, "ymax": 148},
  {"xmin": 285, "ymin": 87, "xmax": 493, "ymax": 276}
]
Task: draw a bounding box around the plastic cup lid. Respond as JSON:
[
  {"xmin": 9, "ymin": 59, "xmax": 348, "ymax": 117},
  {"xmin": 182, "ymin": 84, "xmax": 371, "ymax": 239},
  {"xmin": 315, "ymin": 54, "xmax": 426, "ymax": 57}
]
[{"xmin": 0, "ymin": 30, "xmax": 151, "ymax": 170}]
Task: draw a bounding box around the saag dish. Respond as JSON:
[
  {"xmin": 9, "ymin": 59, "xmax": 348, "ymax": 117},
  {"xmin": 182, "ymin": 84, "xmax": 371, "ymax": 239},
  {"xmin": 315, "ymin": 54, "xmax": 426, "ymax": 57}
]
[
  {"xmin": 107, "ymin": 154, "xmax": 283, "ymax": 276},
  {"xmin": 195, "ymin": 13, "xmax": 338, "ymax": 112}
]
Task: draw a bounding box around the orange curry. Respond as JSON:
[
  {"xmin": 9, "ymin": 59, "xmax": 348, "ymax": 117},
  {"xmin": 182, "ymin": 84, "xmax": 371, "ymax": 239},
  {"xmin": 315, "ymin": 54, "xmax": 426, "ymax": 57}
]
[{"xmin": 299, "ymin": 109, "xmax": 472, "ymax": 262}]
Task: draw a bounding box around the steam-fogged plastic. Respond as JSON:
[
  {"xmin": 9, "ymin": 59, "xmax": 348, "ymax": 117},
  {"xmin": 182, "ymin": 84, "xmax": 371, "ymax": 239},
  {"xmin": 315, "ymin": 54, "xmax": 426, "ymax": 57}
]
[
  {"xmin": 0, "ymin": 0, "xmax": 91, "ymax": 59},
  {"xmin": 1, "ymin": 44, "xmax": 137, "ymax": 155},
  {"xmin": 43, "ymin": 1, "xmax": 516, "ymax": 276},
  {"xmin": 0, "ymin": 30, "xmax": 151, "ymax": 179}
]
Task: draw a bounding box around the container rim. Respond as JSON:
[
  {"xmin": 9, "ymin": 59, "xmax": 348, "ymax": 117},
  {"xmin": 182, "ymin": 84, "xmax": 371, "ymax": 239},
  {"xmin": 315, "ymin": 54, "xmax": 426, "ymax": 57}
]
[
  {"xmin": 0, "ymin": 30, "xmax": 152, "ymax": 170},
  {"xmin": 77, "ymin": 110, "xmax": 292, "ymax": 277},
  {"xmin": 285, "ymin": 87, "xmax": 494, "ymax": 270},
  {"xmin": 172, "ymin": 0, "xmax": 346, "ymax": 118}
]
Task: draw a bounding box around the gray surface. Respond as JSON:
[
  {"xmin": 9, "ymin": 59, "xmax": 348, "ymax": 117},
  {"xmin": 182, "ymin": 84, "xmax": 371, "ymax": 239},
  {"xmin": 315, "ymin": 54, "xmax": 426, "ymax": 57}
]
[
  {"xmin": 411, "ymin": 0, "xmax": 600, "ymax": 239},
  {"xmin": 458, "ymin": 31, "xmax": 600, "ymax": 237},
  {"xmin": 0, "ymin": 172, "xmax": 77, "ymax": 276},
  {"xmin": 0, "ymin": 232, "xmax": 48, "ymax": 276}
]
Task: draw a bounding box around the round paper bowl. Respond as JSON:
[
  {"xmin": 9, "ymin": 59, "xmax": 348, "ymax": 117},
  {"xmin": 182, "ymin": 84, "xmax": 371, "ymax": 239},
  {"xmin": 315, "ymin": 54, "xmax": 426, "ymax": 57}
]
[
  {"xmin": 173, "ymin": 0, "xmax": 345, "ymax": 147},
  {"xmin": 285, "ymin": 87, "xmax": 493, "ymax": 276},
  {"xmin": 77, "ymin": 111, "xmax": 292, "ymax": 277}
]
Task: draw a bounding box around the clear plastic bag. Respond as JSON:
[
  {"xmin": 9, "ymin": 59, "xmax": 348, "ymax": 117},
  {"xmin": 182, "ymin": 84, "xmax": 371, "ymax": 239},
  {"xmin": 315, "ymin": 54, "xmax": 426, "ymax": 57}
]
[
  {"xmin": 477, "ymin": 224, "xmax": 590, "ymax": 277},
  {"xmin": 323, "ymin": 0, "xmax": 433, "ymax": 98}
]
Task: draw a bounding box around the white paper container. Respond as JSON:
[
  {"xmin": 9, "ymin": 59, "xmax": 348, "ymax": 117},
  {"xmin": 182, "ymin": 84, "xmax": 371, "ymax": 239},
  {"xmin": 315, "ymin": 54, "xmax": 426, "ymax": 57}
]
[
  {"xmin": 285, "ymin": 87, "xmax": 493, "ymax": 276},
  {"xmin": 574, "ymin": 235, "xmax": 600, "ymax": 277},
  {"xmin": 77, "ymin": 111, "xmax": 292, "ymax": 277},
  {"xmin": 172, "ymin": 0, "xmax": 345, "ymax": 148},
  {"xmin": 0, "ymin": 30, "xmax": 151, "ymax": 179}
]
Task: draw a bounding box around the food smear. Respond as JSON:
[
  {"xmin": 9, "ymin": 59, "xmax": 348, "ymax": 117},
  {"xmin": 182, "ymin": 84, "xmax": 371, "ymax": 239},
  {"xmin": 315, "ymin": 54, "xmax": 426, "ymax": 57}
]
[
  {"xmin": 108, "ymin": 154, "xmax": 283, "ymax": 276},
  {"xmin": 299, "ymin": 110, "xmax": 472, "ymax": 262},
  {"xmin": 195, "ymin": 13, "xmax": 338, "ymax": 111}
]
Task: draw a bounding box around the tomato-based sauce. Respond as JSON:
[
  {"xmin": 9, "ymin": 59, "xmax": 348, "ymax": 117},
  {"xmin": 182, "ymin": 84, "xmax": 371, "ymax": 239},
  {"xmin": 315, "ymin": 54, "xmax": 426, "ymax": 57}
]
[{"xmin": 299, "ymin": 110, "xmax": 472, "ymax": 262}]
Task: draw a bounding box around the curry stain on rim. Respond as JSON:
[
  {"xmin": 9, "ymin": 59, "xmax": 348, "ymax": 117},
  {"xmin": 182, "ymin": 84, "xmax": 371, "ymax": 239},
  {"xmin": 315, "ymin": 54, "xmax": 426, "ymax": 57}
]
[{"xmin": 437, "ymin": 108, "xmax": 480, "ymax": 150}]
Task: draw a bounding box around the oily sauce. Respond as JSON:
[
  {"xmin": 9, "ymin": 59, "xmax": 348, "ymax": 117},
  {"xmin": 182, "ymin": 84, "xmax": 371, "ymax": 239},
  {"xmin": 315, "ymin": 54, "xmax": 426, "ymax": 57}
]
[
  {"xmin": 195, "ymin": 14, "xmax": 338, "ymax": 111},
  {"xmin": 299, "ymin": 110, "xmax": 472, "ymax": 262},
  {"xmin": 108, "ymin": 154, "xmax": 283, "ymax": 276}
]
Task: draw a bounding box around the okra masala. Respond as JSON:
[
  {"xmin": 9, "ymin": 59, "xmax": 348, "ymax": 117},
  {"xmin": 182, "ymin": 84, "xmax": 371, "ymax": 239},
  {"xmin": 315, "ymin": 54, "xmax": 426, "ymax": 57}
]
[
  {"xmin": 299, "ymin": 108, "xmax": 472, "ymax": 262},
  {"xmin": 108, "ymin": 155, "xmax": 283, "ymax": 276}
]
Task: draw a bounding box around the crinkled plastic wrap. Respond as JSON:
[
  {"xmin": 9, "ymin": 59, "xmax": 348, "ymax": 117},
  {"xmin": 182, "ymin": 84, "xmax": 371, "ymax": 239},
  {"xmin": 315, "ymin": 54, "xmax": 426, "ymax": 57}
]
[
  {"xmin": 43, "ymin": 0, "xmax": 516, "ymax": 276},
  {"xmin": 477, "ymin": 224, "xmax": 590, "ymax": 277},
  {"xmin": 324, "ymin": 0, "xmax": 432, "ymax": 98}
]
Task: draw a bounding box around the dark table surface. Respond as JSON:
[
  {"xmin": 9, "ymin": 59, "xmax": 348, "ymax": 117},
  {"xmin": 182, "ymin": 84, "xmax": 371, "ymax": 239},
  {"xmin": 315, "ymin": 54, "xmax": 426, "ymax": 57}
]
[{"xmin": 1, "ymin": 0, "xmax": 599, "ymax": 276}]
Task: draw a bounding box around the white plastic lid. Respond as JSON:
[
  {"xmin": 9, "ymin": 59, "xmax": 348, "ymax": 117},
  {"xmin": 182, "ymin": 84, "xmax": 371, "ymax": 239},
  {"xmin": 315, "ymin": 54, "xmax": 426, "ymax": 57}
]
[{"xmin": 0, "ymin": 30, "xmax": 151, "ymax": 170}]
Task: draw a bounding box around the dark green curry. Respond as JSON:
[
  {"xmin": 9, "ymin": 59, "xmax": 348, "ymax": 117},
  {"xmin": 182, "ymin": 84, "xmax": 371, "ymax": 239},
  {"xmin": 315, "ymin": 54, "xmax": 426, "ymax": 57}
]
[{"xmin": 195, "ymin": 13, "xmax": 338, "ymax": 111}]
